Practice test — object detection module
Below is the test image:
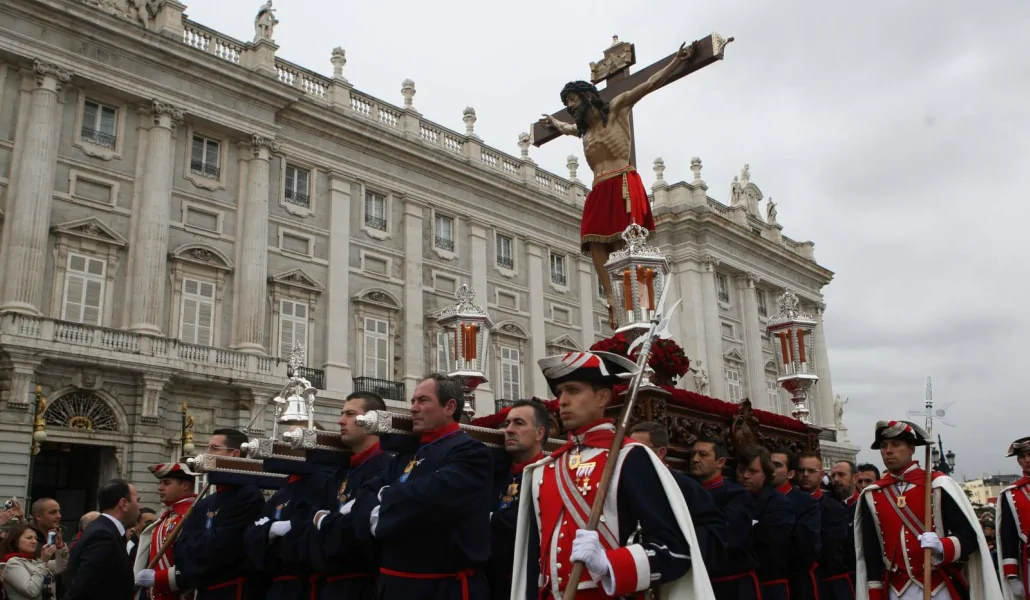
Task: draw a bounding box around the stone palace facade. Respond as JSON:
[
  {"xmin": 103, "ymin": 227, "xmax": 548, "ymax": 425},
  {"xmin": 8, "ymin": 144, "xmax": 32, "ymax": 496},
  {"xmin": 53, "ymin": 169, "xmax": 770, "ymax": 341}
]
[{"xmin": 0, "ymin": 0, "xmax": 856, "ymax": 512}]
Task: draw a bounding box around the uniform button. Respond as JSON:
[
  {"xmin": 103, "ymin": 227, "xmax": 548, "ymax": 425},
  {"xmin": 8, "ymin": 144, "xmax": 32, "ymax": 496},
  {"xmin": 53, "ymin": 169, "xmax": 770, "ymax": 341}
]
[
  {"xmin": 557, "ymin": 547, "xmax": 562, "ymax": 553},
  {"xmin": 559, "ymin": 532, "xmax": 564, "ymax": 539},
  {"xmin": 557, "ymin": 563, "xmax": 562, "ymax": 569}
]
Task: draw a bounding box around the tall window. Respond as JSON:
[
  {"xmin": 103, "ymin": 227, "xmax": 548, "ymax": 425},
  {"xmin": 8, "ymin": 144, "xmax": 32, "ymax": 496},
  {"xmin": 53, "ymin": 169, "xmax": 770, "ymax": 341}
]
[
  {"xmin": 82, "ymin": 100, "xmax": 117, "ymax": 148},
  {"xmin": 62, "ymin": 254, "xmax": 105, "ymax": 325},
  {"xmin": 285, "ymin": 165, "xmax": 310, "ymax": 208},
  {"xmin": 190, "ymin": 135, "xmax": 221, "ymax": 179},
  {"xmin": 278, "ymin": 300, "xmax": 309, "ymax": 362},
  {"xmin": 179, "ymin": 278, "xmax": 215, "ymax": 345},
  {"xmin": 756, "ymin": 289, "xmax": 768, "ymax": 317},
  {"xmin": 766, "ymin": 378, "xmax": 780, "ymax": 411},
  {"xmin": 435, "ymin": 214, "xmax": 454, "ymax": 251},
  {"xmin": 496, "ymin": 234, "xmax": 514, "ymax": 270},
  {"xmin": 716, "ymin": 273, "xmax": 730, "ymax": 303},
  {"xmin": 549, "ymin": 253, "xmax": 567, "ymax": 286},
  {"xmin": 500, "ymin": 346, "xmax": 522, "ymax": 400},
  {"xmin": 726, "ymin": 367, "xmax": 742, "ymax": 403},
  {"xmin": 363, "ymin": 318, "xmax": 389, "ymax": 380},
  {"xmin": 364, "ymin": 191, "xmax": 387, "ymax": 231}
]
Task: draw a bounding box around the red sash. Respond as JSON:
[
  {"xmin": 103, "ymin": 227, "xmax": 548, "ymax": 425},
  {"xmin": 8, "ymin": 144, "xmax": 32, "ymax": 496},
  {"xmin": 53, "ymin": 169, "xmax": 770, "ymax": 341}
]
[{"xmin": 379, "ymin": 567, "xmax": 475, "ymax": 600}]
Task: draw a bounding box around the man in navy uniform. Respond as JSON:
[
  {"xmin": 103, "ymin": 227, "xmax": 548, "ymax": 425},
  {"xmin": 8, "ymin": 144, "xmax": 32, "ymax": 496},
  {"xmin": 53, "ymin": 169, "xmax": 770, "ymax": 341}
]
[
  {"xmin": 628, "ymin": 420, "xmax": 727, "ymax": 572},
  {"xmin": 826, "ymin": 460, "xmax": 859, "ymax": 599},
  {"xmin": 796, "ymin": 452, "xmax": 851, "ymax": 600},
  {"xmin": 855, "ymin": 420, "xmax": 1001, "ymax": 600},
  {"xmin": 306, "ymin": 391, "xmax": 392, "ymax": 600},
  {"xmin": 770, "ymin": 448, "xmax": 821, "ymax": 600},
  {"xmin": 173, "ymin": 428, "xmax": 266, "ymax": 600},
  {"xmin": 996, "ymin": 436, "xmax": 1030, "ymax": 600},
  {"xmin": 691, "ymin": 436, "xmax": 760, "ymax": 600},
  {"xmin": 510, "ymin": 351, "xmax": 717, "ymax": 600},
  {"xmin": 352, "ymin": 374, "xmax": 493, "ymax": 600},
  {"xmin": 487, "ymin": 399, "xmax": 547, "ymax": 600},
  {"xmin": 736, "ymin": 445, "xmax": 794, "ymax": 600}
]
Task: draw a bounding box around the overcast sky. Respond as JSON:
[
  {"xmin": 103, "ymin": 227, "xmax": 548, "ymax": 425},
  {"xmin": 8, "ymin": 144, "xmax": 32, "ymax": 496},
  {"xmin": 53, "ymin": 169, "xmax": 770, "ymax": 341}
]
[{"xmin": 186, "ymin": 1, "xmax": 1030, "ymax": 479}]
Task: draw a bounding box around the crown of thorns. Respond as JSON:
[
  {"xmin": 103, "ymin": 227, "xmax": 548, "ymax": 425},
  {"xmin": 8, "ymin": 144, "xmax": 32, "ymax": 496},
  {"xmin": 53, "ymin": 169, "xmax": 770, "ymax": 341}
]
[{"xmin": 561, "ymin": 81, "xmax": 601, "ymax": 104}]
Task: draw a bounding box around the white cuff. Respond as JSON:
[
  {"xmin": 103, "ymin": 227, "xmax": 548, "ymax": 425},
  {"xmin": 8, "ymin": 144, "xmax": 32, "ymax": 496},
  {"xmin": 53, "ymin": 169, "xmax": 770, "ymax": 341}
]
[{"xmin": 370, "ymin": 505, "xmax": 381, "ymax": 538}]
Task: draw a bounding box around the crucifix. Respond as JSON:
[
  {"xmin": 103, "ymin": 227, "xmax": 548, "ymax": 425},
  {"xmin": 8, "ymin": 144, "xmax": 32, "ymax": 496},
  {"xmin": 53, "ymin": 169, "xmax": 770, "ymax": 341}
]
[{"xmin": 534, "ymin": 33, "xmax": 732, "ymax": 327}]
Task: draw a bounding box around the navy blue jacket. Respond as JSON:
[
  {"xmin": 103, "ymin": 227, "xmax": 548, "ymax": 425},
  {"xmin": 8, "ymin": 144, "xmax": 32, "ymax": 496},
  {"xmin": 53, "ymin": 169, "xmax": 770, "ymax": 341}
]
[
  {"xmin": 782, "ymin": 484, "xmax": 822, "ymax": 600},
  {"xmin": 704, "ymin": 476, "xmax": 757, "ymax": 576},
  {"xmin": 751, "ymin": 485, "xmax": 795, "ymax": 584},
  {"xmin": 671, "ymin": 469, "xmax": 727, "ymax": 573}
]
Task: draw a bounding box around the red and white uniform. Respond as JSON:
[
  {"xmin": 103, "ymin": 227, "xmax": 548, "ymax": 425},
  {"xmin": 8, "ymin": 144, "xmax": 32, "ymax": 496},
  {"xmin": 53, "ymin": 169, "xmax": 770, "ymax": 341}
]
[
  {"xmin": 998, "ymin": 477, "xmax": 1030, "ymax": 600},
  {"xmin": 135, "ymin": 495, "xmax": 196, "ymax": 600}
]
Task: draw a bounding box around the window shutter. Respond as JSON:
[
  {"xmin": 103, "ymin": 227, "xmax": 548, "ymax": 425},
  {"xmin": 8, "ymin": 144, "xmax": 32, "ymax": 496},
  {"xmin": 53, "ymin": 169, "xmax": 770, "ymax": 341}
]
[
  {"xmin": 197, "ymin": 300, "xmax": 214, "ymax": 346},
  {"xmin": 279, "ymin": 319, "xmax": 294, "ymax": 358},
  {"xmin": 63, "ymin": 275, "xmax": 85, "ymax": 322},
  {"xmin": 82, "ymin": 279, "xmax": 103, "ymax": 325},
  {"xmin": 181, "ymin": 297, "xmax": 198, "ymax": 343}
]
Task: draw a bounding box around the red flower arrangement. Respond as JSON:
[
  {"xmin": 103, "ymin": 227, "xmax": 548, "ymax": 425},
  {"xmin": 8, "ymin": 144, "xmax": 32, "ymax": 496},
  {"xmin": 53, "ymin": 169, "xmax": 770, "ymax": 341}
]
[{"xmin": 589, "ymin": 333, "xmax": 690, "ymax": 386}]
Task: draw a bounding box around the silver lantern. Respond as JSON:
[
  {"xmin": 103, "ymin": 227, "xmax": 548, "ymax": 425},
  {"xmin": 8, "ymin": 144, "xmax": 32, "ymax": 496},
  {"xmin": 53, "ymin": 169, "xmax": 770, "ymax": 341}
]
[
  {"xmin": 272, "ymin": 342, "xmax": 317, "ymax": 444},
  {"xmin": 766, "ymin": 290, "xmax": 818, "ymax": 424},
  {"xmin": 604, "ymin": 224, "xmax": 672, "ymax": 338},
  {"xmin": 437, "ymin": 285, "xmax": 494, "ymax": 420}
]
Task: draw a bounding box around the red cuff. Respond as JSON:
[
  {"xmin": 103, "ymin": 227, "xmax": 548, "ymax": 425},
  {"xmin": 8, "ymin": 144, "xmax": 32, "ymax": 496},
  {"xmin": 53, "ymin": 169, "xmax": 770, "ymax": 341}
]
[
  {"xmin": 154, "ymin": 568, "xmax": 172, "ymax": 594},
  {"xmin": 867, "ymin": 582, "xmax": 885, "ymax": 600},
  {"xmin": 1003, "ymin": 559, "xmax": 1020, "ymax": 579},
  {"xmin": 939, "ymin": 536, "xmax": 960, "ymax": 564},
  {"xmin": 604, "ymin": 545, "xmax": 651, "ymax": 596}
]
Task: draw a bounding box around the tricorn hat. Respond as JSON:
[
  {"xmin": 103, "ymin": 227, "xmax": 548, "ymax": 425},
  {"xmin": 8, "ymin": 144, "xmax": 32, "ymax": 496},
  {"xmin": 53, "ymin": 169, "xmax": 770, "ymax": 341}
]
[
  {"xmin": 870, "ymin": 420, "xmax": 932, "ymax": 450},
  {"xmin": 1006, "ymin": 436, "xmax": 1030, "ymax": 457},
  {"xmin": 149, "ymin": 462, "xmax": 197, "ymax": 481},
  {"xmin": 538, "ymin": 351, "xmax": 638, "ymax": 397}
]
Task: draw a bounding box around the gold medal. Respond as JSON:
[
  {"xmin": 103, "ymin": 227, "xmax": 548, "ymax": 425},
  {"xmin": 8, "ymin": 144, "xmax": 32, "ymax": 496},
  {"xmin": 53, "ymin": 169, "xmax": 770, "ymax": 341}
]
[
  {"xmin": 403, "ymin": 459, "xmax": 417, "ymax": 474},
  {"xmin": 896, "ymin": 495, "xmax": 907, "ymax": 508},
  {"xmin": 567, "ymin": 449, "xmax": 581, "ymax": 470}
]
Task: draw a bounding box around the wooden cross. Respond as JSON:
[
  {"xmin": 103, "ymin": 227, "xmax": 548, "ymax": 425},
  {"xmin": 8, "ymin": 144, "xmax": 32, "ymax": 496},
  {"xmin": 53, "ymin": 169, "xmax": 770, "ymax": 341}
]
[{"xmin": 532, "ymin": 33, "xmax": 732, "ymax": 168}]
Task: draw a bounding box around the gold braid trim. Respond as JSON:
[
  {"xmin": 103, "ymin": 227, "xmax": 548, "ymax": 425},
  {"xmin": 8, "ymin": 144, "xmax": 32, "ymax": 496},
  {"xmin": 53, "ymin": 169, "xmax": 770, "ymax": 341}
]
[{"xmin": 593, "ymin": 166, "xmax": 636, "ymax": 215}]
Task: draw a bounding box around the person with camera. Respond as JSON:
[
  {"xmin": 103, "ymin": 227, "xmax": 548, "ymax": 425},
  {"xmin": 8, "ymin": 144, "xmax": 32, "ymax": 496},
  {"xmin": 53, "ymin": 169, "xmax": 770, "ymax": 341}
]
[{"xmin": 0, "ymin": 523, "xmax": 64, "ymax": 600}]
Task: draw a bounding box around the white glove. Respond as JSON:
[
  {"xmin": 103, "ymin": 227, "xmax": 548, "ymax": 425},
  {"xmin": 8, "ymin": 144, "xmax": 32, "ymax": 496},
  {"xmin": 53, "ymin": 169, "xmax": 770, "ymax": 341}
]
[
  {"xmin": 135, "ymin": 569, "xmax": 156, "ymax": 587},
  {"xmin": 570, "ymin": 529, "xmax": 612, "ymax": 583},
  {"xmin": 377, "ymin": 486, "xmax": 389, "ymax": 502},
  {"xmin": 1010, "ymin": 578, "xmax": 1026, "ymax": 599},
  {"xmin": 254, "ymin": 516, "xmax": 270, "ymax": 527},
  {"xmin": 269, "ymin": 521, "xmax": 292, "ymax": 539},
  {"xmin": 370, "ymin": 505, "xmax": 381, "ymax": 538},
  {"xmin": 918, "ymin": 532, "xmax": 944, "ymax": 554},
  {"xmin": 339, "ymin": 499, "xmax": 355, "ymax": 516},
  {"xmin": 314, "ymin": 510, "xmax": 329, "ymax": 530}
]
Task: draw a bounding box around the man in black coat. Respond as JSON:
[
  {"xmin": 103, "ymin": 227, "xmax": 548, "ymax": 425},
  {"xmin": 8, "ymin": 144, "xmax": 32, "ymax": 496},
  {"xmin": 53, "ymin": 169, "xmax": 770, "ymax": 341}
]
[
  {"xmin": 771, "ymin": 448, "xmax": 821, "ymax": 600},
  {"xmin": 737, "ymin": 445, "xmax": 795, "ymax": 600},
  {"xmin": 64, "ymin": 478, "xmax": 142, "ymax": 600}
]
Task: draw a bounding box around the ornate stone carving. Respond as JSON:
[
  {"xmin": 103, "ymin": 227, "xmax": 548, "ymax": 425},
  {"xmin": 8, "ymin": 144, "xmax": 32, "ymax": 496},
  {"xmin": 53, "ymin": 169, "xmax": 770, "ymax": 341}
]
[
  {"xmin": 462, "ymin": 107, "xmax": 478, "ymax": 138},
  {"xmin": 701, "ymin": 253, "xmax": 720, "ymax": 270},
  {"xmin": 729, "ymin": 399, "xmax": 760, "ymax": 453},
  {"xmin": 590, "ymin": 36, "xmax": 635, "ymax": 83},
  {"xmin": 517, "ymin": 133, "xmax": 532, "ymax": 161},
  {"xmin": 653, "ymin": 157, "xmax": 666, "ymax": 183},
  {"xmin": 690, "ymin": 157, "xmax": 704, "ymax": 184},
  {"xmin": 80, "ymin": 0, "xmax": 157, "ymax": 29},
  {"xmin": 401, "ymin": 79, "xmax": 416, "ymax": 109},
  {"xmin": 729, "ymin": 175, "xmax": 743, "ymax": 207},
  {"xmin": 330, "ymin": 47, "xmax": 348, "ymax": 82},
  {"xmin": 150, "ymin": 100, "xmax": 184, "ymax": 127},
  {"xmin": 250, "ymin": 134, "xmax": 281, "ymax": 155},
  {"xmin": 187, "ymin": 248, "xmax": 214, "ymax": 262},
  {"xmin": 32, "ymin": 60, "xmax": 71, "ymax": 90},
  {"xmin": 766, "ymin": 198, "xmax": 778, "ymax": 226},
  {"xmin": 692, "ymin": 361, "xmax": 710, "ymax": 395},
  {"xmin": 45, "ymin": 391, "xmax": 120, "ymax": 432},
  {"xmin": 567, "ymin": 155, "xmax": 580, "ymax": 182},
  {"xmin": 254, "ymin": 0, "xmax": 278, "ymax": 42}
]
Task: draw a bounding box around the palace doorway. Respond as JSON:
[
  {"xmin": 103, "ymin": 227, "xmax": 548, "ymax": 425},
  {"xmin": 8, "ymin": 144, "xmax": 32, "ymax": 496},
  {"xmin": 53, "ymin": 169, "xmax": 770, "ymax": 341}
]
[{"xmin": 30, "ymin": 442, "xmax": 119, "ymax": 534}]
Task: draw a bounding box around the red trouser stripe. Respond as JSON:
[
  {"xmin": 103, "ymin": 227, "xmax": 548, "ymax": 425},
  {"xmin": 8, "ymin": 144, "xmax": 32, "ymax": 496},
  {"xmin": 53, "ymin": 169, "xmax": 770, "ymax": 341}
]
[{"xmin": 379, "ymin": 567, "xmax": 474, "ymax": 600}]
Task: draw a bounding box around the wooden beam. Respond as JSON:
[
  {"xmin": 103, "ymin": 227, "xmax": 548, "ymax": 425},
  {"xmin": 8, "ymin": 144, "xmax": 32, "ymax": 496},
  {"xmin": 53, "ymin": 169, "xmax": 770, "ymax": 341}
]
[{"xmin": 532, "ymin": 33, "xmax": 731, "ymax": 148}]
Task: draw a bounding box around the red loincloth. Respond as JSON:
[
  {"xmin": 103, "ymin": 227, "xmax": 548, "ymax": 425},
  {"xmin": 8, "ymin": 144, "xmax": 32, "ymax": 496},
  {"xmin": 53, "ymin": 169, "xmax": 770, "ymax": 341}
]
[{"xmin": 580, "ymin": 166, "xmax": 656, "ymax": 253}]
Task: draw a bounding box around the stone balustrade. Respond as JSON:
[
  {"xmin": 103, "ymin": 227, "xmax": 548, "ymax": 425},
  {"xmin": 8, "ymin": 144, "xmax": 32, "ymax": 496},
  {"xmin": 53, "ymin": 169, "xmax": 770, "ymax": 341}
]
[{"xmin": 0, "ymin": 313, "xmax": 284, "ymax": 384}]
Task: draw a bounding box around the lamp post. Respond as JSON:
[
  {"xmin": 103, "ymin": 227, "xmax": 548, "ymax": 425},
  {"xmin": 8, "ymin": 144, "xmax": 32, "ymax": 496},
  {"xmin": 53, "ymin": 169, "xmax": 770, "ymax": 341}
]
[
  {"xmin": 180, "ymin": 403, "xmax": 196, "ymax": 458},
  {"xmin": 437, "ymin": 285, "xmax": 493, "ymax": 420},
  {"xmin": 25, "ymin": 386, "xmax": 48, "ymax": 506},
  {"xmin": 767, "ymin": 290, "xmax": 818, "ymax": 424},
  {"xmin": 932, "ymin": 435, "xmax": 956, "ymax": 475}
]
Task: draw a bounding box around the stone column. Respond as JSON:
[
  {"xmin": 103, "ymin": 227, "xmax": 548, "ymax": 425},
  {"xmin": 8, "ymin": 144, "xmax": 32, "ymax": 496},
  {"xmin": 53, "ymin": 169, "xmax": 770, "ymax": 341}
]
[
  {"xmin": 526, "ymin": 241, "xmax": 549, "ymax": 398},
  {"xmin": 813, "ymin": 302, "xmax": 835, "ymax": 428},
  {"xmin": 576, "ymin": 260, "xmax": 596, "ymax": 350},
  {"xmin": 324, "ymin": 173, "xmax": 353, "ymax": 392},
  {"xmin": 128, "ymin": 100, "xmax": 184, "ymax": 335},
  {"xmin": 673, "ymin": 259, "xmax": 706, "ymax": 385},
  {"xmin": 0, "ymin": 350, "xmax": 42, "ymax": 411},
  {"xmin": 467, "ymin": 220, "xmax": 494, "ymax": 412},
  {"xmin": 0, "ymin": 61, "xmax": 71, "ymax": 315},
  {"xmin": 738, "ymin": 273, "xmax": 768, "ymax": 410},
  {"xmin": 402, "ymin": 199, "xmax": 425, "ymax": 399},
  {"xmin": 699, "ymin": 255, "xmax": 727, "ymax": 399},
  {"xmin": 231, "ymin": 135, "xmax": 279, "ymax": 353}
]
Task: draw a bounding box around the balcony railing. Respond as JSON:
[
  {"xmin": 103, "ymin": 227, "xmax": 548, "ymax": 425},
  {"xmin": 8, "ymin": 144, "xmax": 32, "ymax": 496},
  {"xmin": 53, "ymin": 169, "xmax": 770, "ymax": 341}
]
[
  {"xmin": 551, "ymin": 272, "xmax": 567, "ymax": 286},
  {"xmin": 435, "ymin": 236, "xmax": 454, "ymax": 251},
  {"xmin": 80, "ymin": 127, "xmax": 116, "ymax": 149},
  {"xmin": 190, "ymin": 159, "xmax": 221, "ymax": 179},
  {"xmin": 497, "ymin": 256, "xmax": 514, "ymax": 270},
  {"xmin": 294, "ymin": 366, "xmax": 325, "ymax": 390},
  {"xmin": 0, "ymin": 314, "xmax": 282, "ymax": 383},
  {"xmin": 285, "ymin": 189, "xmax": 310, "ymax": 208},
  {"xmin": 353, "ymin": 377, "xmax": 406, "ymax": 401},
  {"xmin": 364, "ymin": 214, "xmax": 387, "ymax": 231}
]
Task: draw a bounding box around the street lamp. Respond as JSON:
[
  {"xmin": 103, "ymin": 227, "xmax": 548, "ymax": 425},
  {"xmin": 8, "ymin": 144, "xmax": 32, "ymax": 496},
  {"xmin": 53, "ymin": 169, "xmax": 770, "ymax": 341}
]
[
  {"xmin": 767, "ymin": 290, "xmax": 818, "ymax": 424},
  {"xmin": 603, "ymin": 223, "xmax": 671, "ymax": 338},
  {"xmin": 180, "ymin": 403, "xmax": 196, "ymax": 457},
  {"xmin": 437, "ymin": 285, "xmax": 493, "ymax": 420},
  {"xmin": 25, "ymin": 386, "xmax": 48, "ymax": 508}
]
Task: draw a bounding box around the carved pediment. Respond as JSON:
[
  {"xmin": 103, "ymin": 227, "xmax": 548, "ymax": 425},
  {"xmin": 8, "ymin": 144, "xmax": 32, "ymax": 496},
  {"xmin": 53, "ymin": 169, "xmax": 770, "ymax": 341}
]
[
  {"xmin": 724, "ymin": 348, "xmax": 745, "ymax": 363},
  {"xmin": 494, "ymin": 321, "xmax": 529, "ymax": 339},
  {"xmin": 169, "ymin": 244, "xmax": 233, "ymax": 271},
  {"xmin": 547, "ymin": 334, "xmax": 581, "ymax": 351},
  {"xmin": 269, "ymin": 269, "xmax": 324, "ymax": 293},
  {"xmin": 51, "ymin": 217, "xmax": 128, "ymax": 247},
  {"xmin": 79, "ymin": 0, "xmax": 158, "ymax": 30},
  {"xmin": 352, "ymin": 288, "xmax": 401, "ymax": 310}
]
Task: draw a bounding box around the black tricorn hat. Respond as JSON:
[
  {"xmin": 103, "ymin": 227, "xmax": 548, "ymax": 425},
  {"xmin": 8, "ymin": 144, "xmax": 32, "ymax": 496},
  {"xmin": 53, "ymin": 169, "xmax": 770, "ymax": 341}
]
[
  {"xmin": 149, "ymin": 462, "xmax": 197, "ymax": 481},
  {"xmin": 1006, "ymin": 436, "xmax": 1030, "ymax": 457},
  {"xmin": 538, "ymin": 351, "xmax": 638, "ymax": 397},
  {"xmin": 870, "ymin": 420, "xmax": 932, "ymax": 451}
]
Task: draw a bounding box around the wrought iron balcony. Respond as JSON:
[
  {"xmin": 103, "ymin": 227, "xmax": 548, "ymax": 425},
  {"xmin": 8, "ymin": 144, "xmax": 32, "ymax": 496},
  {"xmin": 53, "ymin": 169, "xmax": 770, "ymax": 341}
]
[
  {"xmin": 364, "ymin": 214, "xmax": 387, "ymax": 231},
  {"xmin": 551, "ymin": 272, "xmax": 567, "ymax": 286},
  {"xmin": 294, "ymin": 366, "xmax": 325, "ymax": 390},
  {"xmin": 80, "ymin": 127, "xmax": 116, "ymax": 149},
  {"xmin": 497, "ymin": 256, "xmax": 514, "ymax": 270},
  {"xmin": 495, "ymin": 398, "xmax": 519, "ymax": 413},
  {"xmin": 285, "ymin": 189, "xmax": 310, "ymax": 208},
  {"xmin": 190, "ymin": 159, "xmax": 221, "ymax": 179},
  {"xmin": 352, "ymin": 377, "xmax": 405, "ymax": 401},
  {"xmin": 435, "ymin": 236, "xmax": 454, "ymax": 251}
]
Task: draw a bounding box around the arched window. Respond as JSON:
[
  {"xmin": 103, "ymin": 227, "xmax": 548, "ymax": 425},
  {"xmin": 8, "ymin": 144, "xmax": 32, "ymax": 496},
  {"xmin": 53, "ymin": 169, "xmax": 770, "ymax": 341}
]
[{"xmin": 45, "ymin": 390, "xmax": 120, "ymax": 432}]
